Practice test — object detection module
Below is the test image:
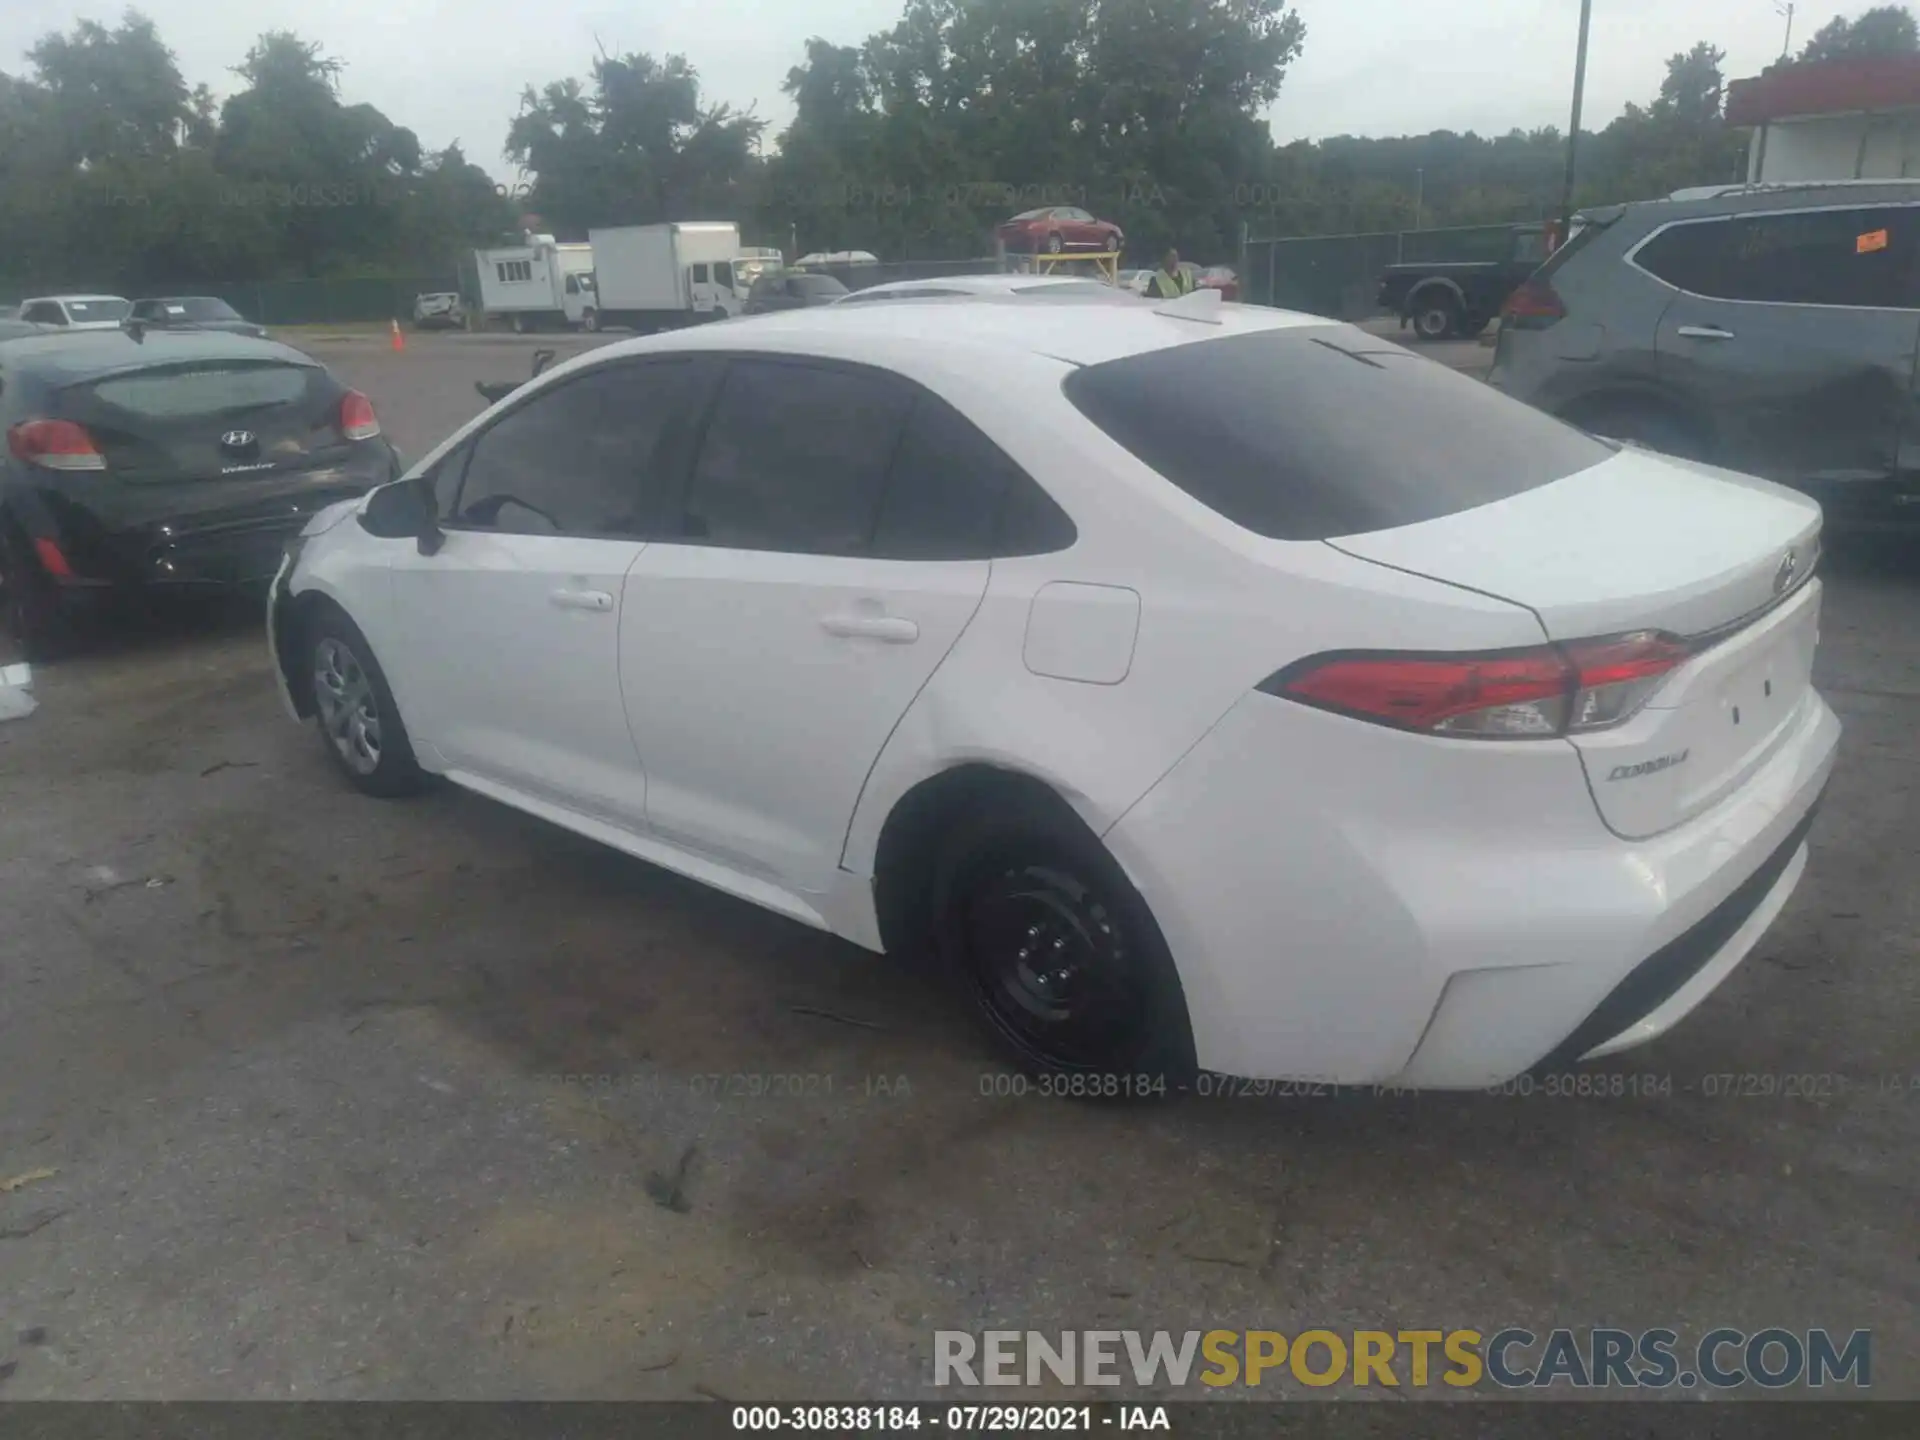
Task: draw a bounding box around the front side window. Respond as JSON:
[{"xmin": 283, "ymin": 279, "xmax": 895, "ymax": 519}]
[
  {"xmin": 450, "ymin": 360, "xmax": 696, "ymax": 537},
  {"xmin": 683, "ymin": 360, "xmax": 910, "ymax": 554},
  {"xmin": 692, "ymin": 263, "xmax": 711, "ymax": 284},
  {"xmin": 715, "ymin": 261, "xmax": 734, "ymax": 290}
]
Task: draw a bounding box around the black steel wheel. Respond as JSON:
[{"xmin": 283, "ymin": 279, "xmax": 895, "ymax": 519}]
[{"xmin": 931, "ymin": 799, "xmax": 1195, "ymax": 1091}]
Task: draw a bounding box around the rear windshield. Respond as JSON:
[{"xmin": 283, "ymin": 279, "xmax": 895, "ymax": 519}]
[
  {"xmin": 1061, "ymin": 324, "xmax": 1611, "ymax": 541},
  {"xmin": 65, "ymin": 299, "xmax": 130, "ymax": 322},
  {"xmin": 74, "ymin": 363, "xmax": 314, "ymax": 420},
  {"xmin": 792, "ymin": 275, "xmax": 848, "ymax": 296},
  {"xmin": 180, "ymin": 297, "xmax": 242, "ymax": 320}
]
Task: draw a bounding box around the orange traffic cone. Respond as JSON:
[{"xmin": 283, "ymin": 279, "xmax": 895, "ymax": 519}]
[{"xmin": 389, "ymin": 318, "xmax": 405, "ymax": 353}]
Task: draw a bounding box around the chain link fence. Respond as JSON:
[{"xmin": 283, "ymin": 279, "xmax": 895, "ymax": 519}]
[
  {"xmin": 1, "ymin": 276, "xmax": 460, "ymax": 327},
  {"xmin": 1242, "ymin": 222, "xmax": 1542, "ymax": 320}
]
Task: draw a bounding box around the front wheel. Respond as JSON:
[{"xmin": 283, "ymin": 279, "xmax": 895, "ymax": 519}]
[
  {"xmin": 931, "ymin": 801, "xmax": 1196, "ymax": 1093},
  {"xmin": 306, "ymin": 609, "xmax": 428, "ymax": 798},
  {"xmin": 580, "ymin": 308, "xmax": 598, "ymax": 333},
  {"xmin": 1044, "ymin": 232, "xmax": 1065, "ymax": 255}
]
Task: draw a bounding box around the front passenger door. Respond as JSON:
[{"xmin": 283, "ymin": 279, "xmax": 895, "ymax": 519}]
[{"xmin": 386, "ymin": 357, "xmax": 707, "ymax": 829}]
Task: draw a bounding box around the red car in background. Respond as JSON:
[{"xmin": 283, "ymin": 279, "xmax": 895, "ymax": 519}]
[
  {"xmin": 1196, "ymin": 265, "xmax": 1239, "ymax": 301},
  {"xmin": 995, "ymin": 207, "xmax": 1125, "ymax": 255}
]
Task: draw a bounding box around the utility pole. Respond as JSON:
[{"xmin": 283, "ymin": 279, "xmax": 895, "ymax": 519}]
[
  {"xmin": 1776, "ymin": 1, "xmax": 1795, "ymax": 56},
  {"xmin": 1558, "ymin": 0, "xmax": 1594, "ymax": 251},
  {"xmin": 1413, "ymin": 167, "xmax": 1425, "ymax": 231}
]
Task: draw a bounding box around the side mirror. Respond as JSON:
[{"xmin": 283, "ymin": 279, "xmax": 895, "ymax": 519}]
[{"xmin": 360, "ymin": 476, "xmax": 444, "ymax": 555}]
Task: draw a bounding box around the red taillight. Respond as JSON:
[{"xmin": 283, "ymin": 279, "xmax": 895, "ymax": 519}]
[
  {"xmin": 340, "ymin": 390, "xmax": 381, "ymax": 441},
  {"xmin": 1263, "ymin": 632, "xmax": 1692, "ymax": 740},
  {"xmin": 1502, "ymin": 279, "xmax": 1565, "ymax": 329},
  {"xmin": 7, "ymin": 418, "xmax": 106, "ymax": 472}
]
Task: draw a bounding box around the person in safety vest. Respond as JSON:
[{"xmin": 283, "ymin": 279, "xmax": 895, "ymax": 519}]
[{"xmin": 1150, "ymin": 248, "xmax": 1194, "ymax": 300}]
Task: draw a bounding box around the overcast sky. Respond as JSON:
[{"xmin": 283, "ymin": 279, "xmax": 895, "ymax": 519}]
[{"xmin": 1, "ymin": 0, "xmax": 1866, "ymax": 182}]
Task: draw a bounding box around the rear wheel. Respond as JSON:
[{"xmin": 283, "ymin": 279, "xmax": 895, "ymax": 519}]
[
  {"xmin": 1408, "ymin": 292, "xmax": 1460, "ymax": 342},
  {"xmin": 305, "ymin": 608, "xmax": 427, "ymax": 798},
  {"xmin": 1044, "ymin": 232, "xmax": 1065, "ymax": 255},
  {"xmin": 930, "ymin": 798, "xmax": 1195, "ymax": 1093}
]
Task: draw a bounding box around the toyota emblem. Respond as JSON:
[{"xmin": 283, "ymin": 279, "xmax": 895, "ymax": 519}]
[
  {"xmin": 1772, "ymin": 549, "xmax": 1798, "ymax": 596},
  {"xmin": 221, "ymin": 429, "xmax": 256, "ymax": 450}
]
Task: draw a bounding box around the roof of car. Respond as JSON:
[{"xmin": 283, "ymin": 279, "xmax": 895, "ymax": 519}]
[
  {"xmin": 838, "ymin": 274, "xmax": 1116, "ymax": 300},
  {"xmin": 603, "ymin": 293, "xmax": 1330, "ymax": 369},
  {"xmin": 0, "ymin": 326, "xmax": 315, "ymax": 378},
  {"xmin": 24, "ymin": 294, "xmax": 127, "ymax": 304}
]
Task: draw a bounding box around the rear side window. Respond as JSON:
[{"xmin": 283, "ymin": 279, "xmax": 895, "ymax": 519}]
[
  {"xmin": 1637, "ymin": 206, "xmax": 1920, "ymax": 308},
  {"xmin": 81, "ymin": 363, "xmax": 311, "ymax": 418},
  {"xmin": 1062, "ymin": 325, "xmax": 1611, "ymax": 541}
]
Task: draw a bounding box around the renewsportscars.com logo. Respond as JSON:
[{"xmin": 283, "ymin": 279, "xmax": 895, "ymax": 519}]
[{"xmin": 932, "ymin": 1327, "xmax": 1872, "ymax": 1390}]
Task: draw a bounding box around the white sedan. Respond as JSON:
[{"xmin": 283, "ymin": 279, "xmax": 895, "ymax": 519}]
[{"xmin": 267, "ymin": 293, "xmax": 1838, "ymax": 1089}]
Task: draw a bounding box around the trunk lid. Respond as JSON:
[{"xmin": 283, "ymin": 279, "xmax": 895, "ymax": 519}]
[
  {"xmin": 1328, "ymin": 447, "xmax": 1825, "ymax": 838},
  {"xmin": 54, "ymin": 358, "xmax": 357, "ymax": 486}
]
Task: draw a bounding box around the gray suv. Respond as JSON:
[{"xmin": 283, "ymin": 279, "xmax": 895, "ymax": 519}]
[{"xmin": 1489, "ymin": 180, "xmax": 1920, "ymax": 530}]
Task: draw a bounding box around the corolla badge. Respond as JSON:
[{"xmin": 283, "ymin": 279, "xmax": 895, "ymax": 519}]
[
  {"xmin": 1772, "ymin": 549, "xmax": 1799, "ymax": 596},
  {"xmin": 1607, "ymin": 750, "xmax": 1689, "ymax": 782},
  {"xmin": 221, "ymin": 429, "xmax": 257, "ymax": 450}
]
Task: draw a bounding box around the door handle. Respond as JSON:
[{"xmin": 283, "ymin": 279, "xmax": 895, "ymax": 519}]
[
  {"xmin": 549, "ymin": 588, "xmax": 614, "ymax": 612},
  {"xmin": 1675, "ymin": 324, "xmax": 1735, "ymax": 340},
  {"xmin": 820, "ymin": 612, "xmax": 919, "ymax": 643}
]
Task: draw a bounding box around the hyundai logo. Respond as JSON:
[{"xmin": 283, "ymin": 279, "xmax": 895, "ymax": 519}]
[
  {"xmin": 1773, "ymin": 549, "xmax": 1798, "ymax": 596},
  {"xmin": 221, "ymin": 429, "xmax": 257, "ymax": 451}
]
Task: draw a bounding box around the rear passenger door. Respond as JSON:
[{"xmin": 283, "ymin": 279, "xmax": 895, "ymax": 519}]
[
  {"xmin": 619, "ymin": 358, "xmax": 1063, "ymax": 902},
  {"xmin": 1641, "ymin": 203, "xmax": 1920, "ymax": 484}
]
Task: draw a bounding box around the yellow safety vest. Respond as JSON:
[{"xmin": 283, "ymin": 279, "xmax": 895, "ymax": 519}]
[{"xmin": 1150, "ymin": 267, "xmax": 1193, "ymax": 299}]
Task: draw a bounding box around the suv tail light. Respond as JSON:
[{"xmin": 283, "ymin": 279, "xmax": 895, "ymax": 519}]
[
  {"xmin": 340, "ymin": 390, "xmax": 381, "ymax": 441},
  {"xmin": 1261, "ymin": 631, "xmax": 1693, "ymax": 740},
  {"xmin": 1502, "ymin": 278, "xmax": 1565, "ymax": 330},
  {"xmin": 7, "ymin": 418, "xmax": 106, "ymax": 472}
]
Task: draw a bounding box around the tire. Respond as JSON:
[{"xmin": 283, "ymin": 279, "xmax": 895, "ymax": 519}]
[
  {"xmin": 0, "ymin": 528, "xmax": 71, "ymax": 663},
  {"xmin": 510, "ymin": 312, "xmax": 526, "ymax": 335},
  {"xmin": 929, "ymin": 797, "xmax": 1196, "ymax": 1093},
  {"xmin": 1044, "ymin": 232, "xmax": 1065, "ymax": 255},
  {"xmin": 1569, "ymin": 401, "xmax": 1707, "ymax": 462},
  {"xmin": 580, "ymin": 307, "xmax": 599, "ymax": 333},
  {"xmin": 303, "ymin": 606, "xmax": 428, "ymax": 798},
  {"xmin": 1408, "ymin": 292, "xmax": 1460, "ymax": 342}
]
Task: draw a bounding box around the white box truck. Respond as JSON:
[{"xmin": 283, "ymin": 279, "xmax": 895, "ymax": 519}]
[
  {"xmin": 474, "ymin": 235, "xmax": 598, "ymax": 332},
  {"xmin": 588, "ymin": 223, "xmax": 746, "ymax": 330}
]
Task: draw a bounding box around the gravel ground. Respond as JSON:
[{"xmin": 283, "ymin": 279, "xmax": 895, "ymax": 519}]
[{"xmin": 0, "ymin": 333, "xmax": 1912, "ymax": 1401}]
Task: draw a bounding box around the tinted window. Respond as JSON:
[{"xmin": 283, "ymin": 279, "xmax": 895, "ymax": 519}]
[
  {"xmin": 683, "ymin": 360, "xmax": 910, "ymax": 553},
  {"xmin": 1062, "ymin": 324, "xmax": 1611, "ymax": 541},
  {"xmin": 715, "ymin": 261, "xmax": 734, "ymax": 290},
  {"xmin": 692, "ymin": 263, "xmax": 710, "ymax": 284},
  {"xmin": 182, "ymin": 297, "xmax": 241, "ymax": 320},
  {"xmin": 1638, "ymin": 207, "xmax": 1920, "ymax": 307},
  {"xmin": 82, "ymin": 363, "xmax": 311, "ymax": 418},
  {"xmin": 452, "ymin": 361, "xmax": 694, "ymax": 537},
  {"xmin": 874, "ymin": 395, "xmax": 1076, "ymax": 559},
  {"xmin": 791, "ymin": 275, "xmax": 847, "ymax": 298},
  {"xmin": 23, "ymin": 303, "xmax": 65, "ymax": 325}
]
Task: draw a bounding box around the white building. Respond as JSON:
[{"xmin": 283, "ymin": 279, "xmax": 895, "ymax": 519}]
[{"xmin": 1726, "ymin": 55, "xmax": 1920, "ymax": 182}]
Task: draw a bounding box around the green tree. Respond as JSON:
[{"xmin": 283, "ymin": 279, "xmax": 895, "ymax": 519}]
[{"xmin": 1796, "ymin": 4, "xmax": 1919, "ymax": 61}]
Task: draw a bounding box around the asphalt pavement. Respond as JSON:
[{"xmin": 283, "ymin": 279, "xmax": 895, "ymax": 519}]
[{"xmin": 0, "ymin": 331, "xmax": 1912, "ymax": 1400}]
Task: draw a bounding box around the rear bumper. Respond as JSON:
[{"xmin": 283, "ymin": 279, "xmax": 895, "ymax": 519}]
[{"xmin": 1104, "ymin": 686, "xmax": 1840, "ymax": 1087}]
